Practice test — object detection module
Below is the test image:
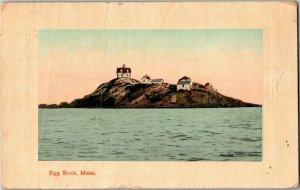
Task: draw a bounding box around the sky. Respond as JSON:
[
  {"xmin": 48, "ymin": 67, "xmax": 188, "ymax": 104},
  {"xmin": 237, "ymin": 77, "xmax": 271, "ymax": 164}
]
[{"xmin": 39, "ymin": 29, "xmax": 263, "ymax": 104}]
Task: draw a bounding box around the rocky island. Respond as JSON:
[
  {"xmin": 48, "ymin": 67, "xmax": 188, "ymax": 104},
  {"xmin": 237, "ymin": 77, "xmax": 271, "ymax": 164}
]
[{"xmin": 39, "ymin": 78, "xmax": 261, "ymax": 108}]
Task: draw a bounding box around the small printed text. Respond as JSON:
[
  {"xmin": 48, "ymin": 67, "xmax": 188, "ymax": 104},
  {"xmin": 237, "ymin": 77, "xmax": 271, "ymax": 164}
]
[
  {"xmin": 48, "ymin": 170, "xmax": 96, "ymax": 176},
  {"xmin": 219, "ymin": 153, "xmax": 234, "ymax": 157}
]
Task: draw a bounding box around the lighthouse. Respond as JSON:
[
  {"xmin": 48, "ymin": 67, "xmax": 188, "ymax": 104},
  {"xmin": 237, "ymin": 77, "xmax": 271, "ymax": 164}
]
[{"xmin": 116, "ymin": 64, "xmax": 131, "ymax": 79}]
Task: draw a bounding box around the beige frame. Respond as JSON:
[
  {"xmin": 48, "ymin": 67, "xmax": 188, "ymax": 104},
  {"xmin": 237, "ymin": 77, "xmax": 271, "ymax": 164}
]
[{"xmin": 1, "ymin": 2, "xmax": 298, "ymax": 188}]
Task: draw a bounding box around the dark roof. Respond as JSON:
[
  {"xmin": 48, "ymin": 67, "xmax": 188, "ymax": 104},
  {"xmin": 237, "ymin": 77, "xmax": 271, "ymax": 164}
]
[
  {"xmin": 177, "ymin": 80, "xmax": 192, "ymax": 85},
  {"xmin": 142, "ymin": 75, "xmax": 151, "ymax": 80},
  {"xmin": 178, "ymin": 76, "xmax": 191, "ymax": 81},
  {"xmin": 117, "ymin": 67, "xmax": 131, "ymax": 73},
  {"xmin": 151, "ymin": 79, "xmax": 164, "ymax": 82}
]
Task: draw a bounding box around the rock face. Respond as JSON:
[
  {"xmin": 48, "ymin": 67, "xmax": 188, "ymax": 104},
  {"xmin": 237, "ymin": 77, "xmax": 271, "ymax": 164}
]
[{"xmin": 39, "ymin": 78, "xmax": 261, "ymax": 108}]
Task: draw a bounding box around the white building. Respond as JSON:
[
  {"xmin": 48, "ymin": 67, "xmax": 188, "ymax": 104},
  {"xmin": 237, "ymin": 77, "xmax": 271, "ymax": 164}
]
[
  {"xmin": 151, "ymin": 79, "xmax": 164, "ymax": 84},
  {"xmin": 116, "ymin": 64, "xmax": 131, "ymax": 79},
  {"xmin": 141, "ymin": 74, "xmax": 151, "ymax": 84},
  {"xmin": 141, "ymin": 75, "xmax": 164, "ymax": 85},
  {"xmin": 177, "ymin": 76, "xmax": 192, "ymax": 91}
]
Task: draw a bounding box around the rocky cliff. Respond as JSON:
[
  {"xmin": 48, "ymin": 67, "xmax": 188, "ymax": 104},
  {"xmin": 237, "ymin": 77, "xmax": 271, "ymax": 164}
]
[{"xmin": 39, "ymin": 78, "xmax": 261, "ymax": 108}]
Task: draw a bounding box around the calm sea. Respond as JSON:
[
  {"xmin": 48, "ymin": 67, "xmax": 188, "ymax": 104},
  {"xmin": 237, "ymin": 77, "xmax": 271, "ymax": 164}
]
[{"xmin": 38, "ymin": 108, "xmax": 262, "ymax": 161}]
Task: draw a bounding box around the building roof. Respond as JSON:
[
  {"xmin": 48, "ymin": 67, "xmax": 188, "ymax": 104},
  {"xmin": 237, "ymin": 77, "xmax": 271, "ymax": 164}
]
[
  {"xmin": 151, "ymin": 79, "xmax": 164, "ymax": 83},
  {"xmin": 177, "ymin": 80, "xmax": 192, "ymax": 85},
  {"xmin": 178, "ymin": 76, "xmax": 191, "ymax": 81},
  {"xmin": 117, "ymin": 64, "xmax": 131, "ymax": 73},
  {"xmin": 142, "ymin": 75, "xmax": 151, "ymax": 80}
]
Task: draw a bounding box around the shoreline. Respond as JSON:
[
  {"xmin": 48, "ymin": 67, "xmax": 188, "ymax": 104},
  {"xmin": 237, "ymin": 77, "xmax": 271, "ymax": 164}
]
[
  {"xmin": 38, "ymin": 106, "xmax": 262, "ymax": 109},
  {"xmin": 39, "ymin": 78, "xmax": 262, "ymax": 109}
]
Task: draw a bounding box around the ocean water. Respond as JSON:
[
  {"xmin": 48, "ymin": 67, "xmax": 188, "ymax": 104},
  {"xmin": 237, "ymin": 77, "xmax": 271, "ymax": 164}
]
[{"xmin": 38, "ymin": 108, "xmax": 262, "ymax": 161}]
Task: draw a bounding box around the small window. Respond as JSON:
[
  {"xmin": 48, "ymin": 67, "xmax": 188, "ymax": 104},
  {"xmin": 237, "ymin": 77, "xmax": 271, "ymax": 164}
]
[{"xmin": 182, "ymin": 84, "xmax": 184, "ymax": 87}]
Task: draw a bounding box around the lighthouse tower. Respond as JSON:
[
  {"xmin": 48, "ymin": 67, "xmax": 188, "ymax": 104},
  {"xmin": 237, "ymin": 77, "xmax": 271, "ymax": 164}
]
[{"xmin": 116, "ymin": 64, "xmax": 131, "ymax": 79}]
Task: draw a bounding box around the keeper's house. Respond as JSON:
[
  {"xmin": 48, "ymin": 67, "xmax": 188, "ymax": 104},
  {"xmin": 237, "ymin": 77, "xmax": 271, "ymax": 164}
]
[
  {"xmin": 116, "ymin": 64, "xmax": 131, "ymax": 79},
  {"xmin": 141, "ymin": 74, "xmax": 151, "ymax": 84},
  {"xmin": 177, "ymin": 76, "xmax": 192, "ymax": 91},
  {"xmin": 151, "ymin": 79, "xmax": 164, "ymax": 84},
  {"xmin": 141, "ymin": 75, "xmax": 164, "ymax": 85}
]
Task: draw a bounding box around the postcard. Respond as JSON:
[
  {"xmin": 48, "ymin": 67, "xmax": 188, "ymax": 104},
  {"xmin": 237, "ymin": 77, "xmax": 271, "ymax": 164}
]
[{"xmin": 1, "ymin": 1, "xmax": 298, "ymax": 189}]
